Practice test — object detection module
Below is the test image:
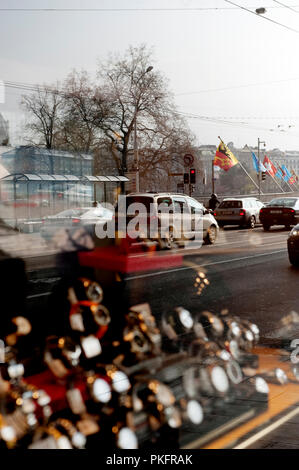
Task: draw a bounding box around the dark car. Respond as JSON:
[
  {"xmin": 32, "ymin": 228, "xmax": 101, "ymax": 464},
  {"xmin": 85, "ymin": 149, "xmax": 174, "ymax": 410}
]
[
  {"xmin": 259, "ymin": 197, "xmax": 299, "ymax": 231},
  {"xmin": 288, "ymin": 225, "xmax": 299, "ymax": 265}
]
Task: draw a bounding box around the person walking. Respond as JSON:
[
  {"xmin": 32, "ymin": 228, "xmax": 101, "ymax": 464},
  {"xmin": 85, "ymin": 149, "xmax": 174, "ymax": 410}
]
[{"xmin": 208, "ymin": 193, "xmax": 220, "ymax": 211}]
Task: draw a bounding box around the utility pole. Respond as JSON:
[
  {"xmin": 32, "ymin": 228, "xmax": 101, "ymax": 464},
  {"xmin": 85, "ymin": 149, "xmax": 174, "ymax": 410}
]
[{"xmin": 212, "ymin": 160, "xmax": 215, "ymax": 194}]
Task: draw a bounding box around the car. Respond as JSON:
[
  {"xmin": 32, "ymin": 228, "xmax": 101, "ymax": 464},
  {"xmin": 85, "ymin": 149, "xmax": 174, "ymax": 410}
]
[
  {"xmin": 213, "ymin": 197, "xmax": 264, "ymax": 229},
  {"xmin": 40, "ymin": 206, "xmax": 113, "ymax": 242},
  {"xmin": 116, "ymin": 192, "xmax": 219, "ymax": 249},
  {"xmin": 287, "ymin": 225, "xmax": 299, "ymax": 265},
  {"xmin": 259, "ymin": 197, "xmax": 299, "ymax": 231}
]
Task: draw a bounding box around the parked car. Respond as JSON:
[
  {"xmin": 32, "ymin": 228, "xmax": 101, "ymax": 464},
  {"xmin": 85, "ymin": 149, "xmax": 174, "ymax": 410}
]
[
  {"xmin": 259, "ymin": 197, "xmax": 299, "ymax": 231},
  {"xmin": 40, "ymin": 206, "xmax": 113, "ymax": 242},
  {"xmin": 213, "ymin": 197, "xmax": 264, "ymax": 229},
  {"xmin": 287, "ymin": 225, "xmax": 299, "ymax": 265},
  {"xmin": 116, "ymin": 192, "xmax": 219, "ymax": 249}
]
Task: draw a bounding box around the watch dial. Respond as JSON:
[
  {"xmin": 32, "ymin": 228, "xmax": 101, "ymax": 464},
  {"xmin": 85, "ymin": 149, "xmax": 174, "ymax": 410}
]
[
  {"xmin": 117, "ymin": 427, "xmax": 138, "ymax": 449},
  {"xmin": 155, "ymin": 382, "xmax": 175, "ymax": 407},
  {"xmin": 177, "ymin": 308, "xmax": 194, "ymax": 329},
  {"xmin": 92, "ymin": 378, "xmax": 112, "ymax": 403},
  {"xmin": 86, "ymin": 282, "xmax": 103, "ymax": 303},
  {"xmin": 165, "ymin": 406, "xmax": 182, "ymax": 429},
  {"xmin": 187, "ymin": 400, "xmax": 204, "ymax": 425},
  {"xmin": 275, "ymin": 368, "xmax": 288, "ymax": 384},
  {"xmin": 255, "ymin": 377, "xmax": 269, "ymax": 394},
  {"xmin": 91, "ymin": 304, "xmax": 111, "ymax": 326},
  {"xmin": 226, "ymin": 360, "xmax": 243, "ymax": 384},
  {"xmin": 112, "ymin": 371, "xmax": 131, "ymax": 393},
  {"xmin": 210, "ymin": 366, "xmax": 229, "ymax": 393}
]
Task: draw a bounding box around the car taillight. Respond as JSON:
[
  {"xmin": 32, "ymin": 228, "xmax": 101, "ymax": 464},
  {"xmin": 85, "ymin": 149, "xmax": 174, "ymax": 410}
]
[
  {"xmin": 239, "ymin": 210, "xmax": 246, "ymax": 216},
  {"xmin": 214, "ymin": 211, "xmax": 217, "ymax": 216},
  {"xmin": 72, "ymin": 218, "xmax": 80, "ymax": 223}
]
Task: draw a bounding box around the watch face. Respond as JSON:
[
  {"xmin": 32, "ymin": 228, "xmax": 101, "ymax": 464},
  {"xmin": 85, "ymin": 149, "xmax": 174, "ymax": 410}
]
[
  {"xmin": 230, "ymin": 321, "xmax": 241, "ymax": 338},
  {"xmin": 212, "ymin": 316, "xmax": 224, "ymax": 336},
  {"xmin": 117, "ymin": 427, "xmax": 138, "ymax": 449},
  {"xmin": 275, "ymin": 368, "xmax": 288, "ymax": 384},
  {"xmin": 91, "ymin": 304, "xmax": 111, "ymax": 326},
  {"xmin": 244, "ymin": 329, "xmax": 254, "ymax": 343},
  {"xmin": 292, "ymin": 364, "xmax": 299, "ymax": 381},
  {"xmin": 12, "ymin": 316, "xmax": 32, "ymax": 336},
  {"xmin": 255, "ymin": 377, "xmax": 269, "ymax": 394},
  {"xmin": 92, "ymin": 378, "xmax": 112, "ymax": 403},
  {"xmin": 183, "ymin": 367, "xmax": 197, "ymax": 398},
  {"xmin": 226, "ymin": 360, "xmax": 243, "ymax": 384},
  {"xmin": 186, "ymin": 400, "xmax": 204, "ymax": 425},
  {"xmin": 86, "ymin": 282, "xmax": 104, "ymax": 303},
  {"xmin": 229, "ymin": 340, "xmax": 240, "ymax": 360},
  {"xmin": 164, "ymin": 406, "xmax": 182, "ymax": 429},
  {"xmin": 149, "ymin": 381, "xmax": 175, "ymax": 407},
  {"xmin": 111, "ymin": 371, "xmax": 131, "ymax": 393},
  {"xmin": 210, "ymin": 366, "xmax": 229, "ymax": 393},
  {"xmin": 72, "ymin": 432, "xmax": 86, "ymax": 449},
  {"xmin": 177, "ymin": 308, "xmax": 194, "ymax": 329}
]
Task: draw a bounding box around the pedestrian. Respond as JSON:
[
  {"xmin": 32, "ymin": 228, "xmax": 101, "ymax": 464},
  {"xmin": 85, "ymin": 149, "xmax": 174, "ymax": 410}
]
[{"xmin": 208, "ymin": 193, "xmax": 220, "ymax": 211}]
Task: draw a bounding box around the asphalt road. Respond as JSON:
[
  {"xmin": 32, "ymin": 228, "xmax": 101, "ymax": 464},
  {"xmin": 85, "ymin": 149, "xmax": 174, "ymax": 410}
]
[
  {"xmin": 13, "ymin": 224, "xmax": 299, "ymax": 339},
  {"xmin": 124, "ymin": 226, "xmax": 297, "ymax": 337}
]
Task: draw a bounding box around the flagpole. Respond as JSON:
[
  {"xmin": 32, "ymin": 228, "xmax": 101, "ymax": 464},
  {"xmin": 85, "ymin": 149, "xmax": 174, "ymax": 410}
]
[
  {"xmin": 238, "ymin": 161, "xmax": 263, "ymax": 193},
  {"xmin": 269, "ymin": 172, "xmax": 285, "ymax": 192},
  {"xmin": 217, "ymin": 136, "xmax": 262, "ymax": 193}
]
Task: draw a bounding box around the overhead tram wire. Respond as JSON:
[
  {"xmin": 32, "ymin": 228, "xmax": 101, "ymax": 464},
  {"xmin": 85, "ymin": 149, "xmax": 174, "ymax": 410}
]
[
  {"xmin": 224, "ymin": 0, "xmax": 299, "ymax": 34},
  {"xmin": 272, "ymin": 0, "xmax": 299, "ymax": 13},
  {"xmin": 1, "ymin": 5, "xmax": 299, "ymax": 11}
]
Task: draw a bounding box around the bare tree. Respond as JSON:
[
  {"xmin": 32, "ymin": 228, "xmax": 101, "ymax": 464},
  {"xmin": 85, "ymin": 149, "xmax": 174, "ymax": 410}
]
[
  {"xmin": 21, "ymin": 85, "xmax": 62, "ymax": 150},
  {"xmin": 56, "ymin": 70, "xmax": 109, "ymax": 154},
  {"xmin": 97, "ymin": 44, "xmax": 183, "ymax": 176}
]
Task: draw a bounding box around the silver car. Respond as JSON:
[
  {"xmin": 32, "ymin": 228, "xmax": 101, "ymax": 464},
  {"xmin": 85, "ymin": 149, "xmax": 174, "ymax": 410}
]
[
  {"xmin": 120, "ymin": 193, "xmax": 219, "ymax": 249},
  {"xmin": 214, "ymin": 197, "xmax": 264, "ymax": 229}
]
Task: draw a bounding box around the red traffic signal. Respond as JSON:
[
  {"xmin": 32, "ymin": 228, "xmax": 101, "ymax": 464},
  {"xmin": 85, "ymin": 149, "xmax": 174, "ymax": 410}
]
[{"xmin": 190, "ymin": 168, "xmax": 196, "ymax": 184}]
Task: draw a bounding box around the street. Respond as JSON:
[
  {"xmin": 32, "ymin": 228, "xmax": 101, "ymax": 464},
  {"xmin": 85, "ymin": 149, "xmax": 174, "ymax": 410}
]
[{"xmin": 18, "ymin": 225, "xmax": 298, "ymax": 339}]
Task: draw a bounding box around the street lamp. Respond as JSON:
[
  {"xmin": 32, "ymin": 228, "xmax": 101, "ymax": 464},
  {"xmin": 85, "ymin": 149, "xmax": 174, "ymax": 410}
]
[{"xmin": 133, "ymin": 65, "xmax": 153, "ymax": 192}]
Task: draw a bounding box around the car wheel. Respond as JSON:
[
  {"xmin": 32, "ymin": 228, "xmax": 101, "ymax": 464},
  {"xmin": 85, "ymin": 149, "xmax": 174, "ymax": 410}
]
[
  {"xmin": 263, "ymin": 224, "xmax": 271, "ymax": 231},
  {"xmin": 204, "ymin": 225, "xmax": 217, "ymax": 245},
  {"xmin": 248, "ymin": 216, "xmax": 256, "ymax": 229},
  {"xmin": 289, "ymin": 253, "xmax": 299, "ymax": 266}
]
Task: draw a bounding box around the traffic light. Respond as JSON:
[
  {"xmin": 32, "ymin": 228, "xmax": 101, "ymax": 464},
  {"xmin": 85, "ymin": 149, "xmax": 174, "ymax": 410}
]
[
  {"xmin": 262, "ymin": 172, "xmax": 266, "ymax": 181},
  {"xmin": 184, "ymin": 173, "xmax": 189, "ymax": 184},
  {"xmin": 190, "ymin": 168, "xmax": 196, "ymax": 184}
]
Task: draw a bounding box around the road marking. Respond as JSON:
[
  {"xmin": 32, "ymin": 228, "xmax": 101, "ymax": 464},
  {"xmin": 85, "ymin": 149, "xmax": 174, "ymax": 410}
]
[
  {"xmin": 125, "ymin": 249, "xmax": 287, "ymax": 280},
  {"xmin": 234, "ymin": 406, "xmax": 299, "ymax": 449}
]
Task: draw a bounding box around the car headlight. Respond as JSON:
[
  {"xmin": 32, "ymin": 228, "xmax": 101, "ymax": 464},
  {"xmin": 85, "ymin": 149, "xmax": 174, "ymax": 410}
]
[{"xmin": 290, "ymin": 229, "xmax": 299, "ymax": 237}]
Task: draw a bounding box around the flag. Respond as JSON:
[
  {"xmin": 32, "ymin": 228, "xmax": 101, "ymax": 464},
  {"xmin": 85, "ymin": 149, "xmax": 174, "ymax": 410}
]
[
  {"xmin": 291, "ymin": 169, "xmax": 298, "ymax": 183},
  {"xmin": 281, "ymin": 165, "xmax": 292, "ymax": 182},
  {"xmin": 263, "ymin": 155, "xmax": 277, "ymax": 177},
  {"xmin": 214, "ymin": 141, "xmax": 238, "ymax": 171},
  {"xmin": 251, "ymin": 152, "xmax": 266, "ymax": 173}
]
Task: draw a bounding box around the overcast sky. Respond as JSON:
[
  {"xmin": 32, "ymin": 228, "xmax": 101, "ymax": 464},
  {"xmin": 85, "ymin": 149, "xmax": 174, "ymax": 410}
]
[{"xmin": 2, "ymin": 0, "xmax": 299, "ymax": 150}]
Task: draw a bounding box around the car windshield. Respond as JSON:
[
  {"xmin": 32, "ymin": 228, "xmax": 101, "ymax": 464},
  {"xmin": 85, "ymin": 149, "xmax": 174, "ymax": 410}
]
[
  {"xmin": 219, "ymin": 200, "xmax": 242, "ymax": 209},
  {"xmin": 267, "ymin": 198, "xmax": 298, "ymax": 207}
]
